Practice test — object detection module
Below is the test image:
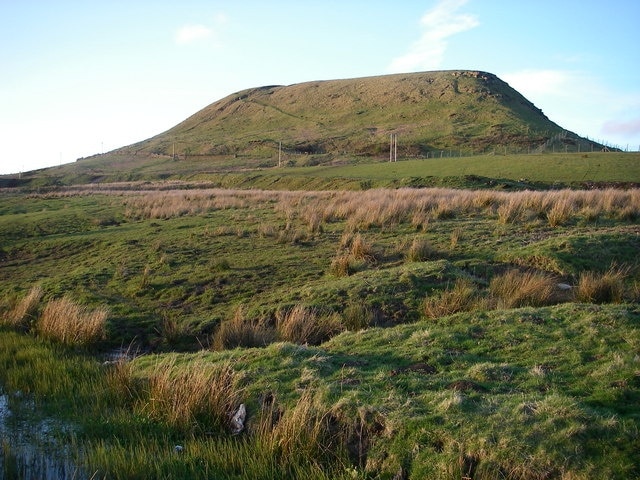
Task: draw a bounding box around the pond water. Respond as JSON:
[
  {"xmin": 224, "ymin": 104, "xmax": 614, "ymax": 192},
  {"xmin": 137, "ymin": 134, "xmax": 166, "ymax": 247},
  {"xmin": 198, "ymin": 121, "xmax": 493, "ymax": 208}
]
[{"xmin": 0, "ymin": 392, "xmax": 84, "ymax": 479}]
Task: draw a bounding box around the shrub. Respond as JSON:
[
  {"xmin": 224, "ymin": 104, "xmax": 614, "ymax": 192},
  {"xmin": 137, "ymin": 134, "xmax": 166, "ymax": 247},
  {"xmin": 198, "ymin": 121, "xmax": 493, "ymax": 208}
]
[
  {"xmin": 575, "ymin": 267, "xmax": 627, "ymax": 303},
  {"xmin": 1, "ymin": 285, "xmax": 43, "ymax": 331},
  {"xmin": 212, "ymin": 306, "xmax": 275, "ymax": 350},
  {"xmin": 276, "ymin": 305, "xmax": 343, "ymax": 345},
  {"xmin": 423, "ymin": 279, "xmax": 482, "ymax": 319},
  {"xmin": 489, "ymin": 269, "xmax": 557, "ymax": 309},
  {"xmin": 37, "ymin": 296, "xmax": 108, "ymax": 346}
]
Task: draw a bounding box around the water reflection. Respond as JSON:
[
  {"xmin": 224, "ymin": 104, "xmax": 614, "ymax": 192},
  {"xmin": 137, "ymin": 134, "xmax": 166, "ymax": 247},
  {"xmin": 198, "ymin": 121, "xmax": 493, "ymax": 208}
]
[{"xmin": 0, "ymin": 392, "xmax": 83, "ymax": 480}]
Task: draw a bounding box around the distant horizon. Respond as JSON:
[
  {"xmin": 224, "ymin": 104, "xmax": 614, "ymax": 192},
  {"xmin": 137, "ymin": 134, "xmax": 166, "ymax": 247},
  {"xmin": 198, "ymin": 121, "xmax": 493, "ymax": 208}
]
[{"xmin": 2, "ymin": 0, "xmax": 639, "ymax": 174}]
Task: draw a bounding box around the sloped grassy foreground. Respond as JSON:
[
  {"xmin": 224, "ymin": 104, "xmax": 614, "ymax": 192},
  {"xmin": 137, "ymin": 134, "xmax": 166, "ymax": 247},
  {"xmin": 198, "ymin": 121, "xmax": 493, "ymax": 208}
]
[
  {"xmin": 1, "ymin": 184, "xmax": 639, "ymax": 478},
  {"xmin": 1, "ymin": 303, "xmax": 638, "ymax": 479},
  {"xmin": 140, "ymin": 302, "xmax": 640, "ymax": 480}
]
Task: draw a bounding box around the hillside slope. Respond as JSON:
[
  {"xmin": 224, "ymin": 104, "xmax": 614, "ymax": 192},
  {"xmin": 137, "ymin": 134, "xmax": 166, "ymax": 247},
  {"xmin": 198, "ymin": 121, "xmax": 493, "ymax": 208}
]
[{"xmin": 116, "ymin": 70, "xmax": 594, "ymax": 160}]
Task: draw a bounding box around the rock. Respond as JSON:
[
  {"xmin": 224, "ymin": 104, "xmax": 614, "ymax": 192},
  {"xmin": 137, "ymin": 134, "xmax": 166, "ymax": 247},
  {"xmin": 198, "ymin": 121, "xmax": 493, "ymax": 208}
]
[
  {"xmin": 557, "ymin": 283, "xmax": 572, "ymax": 290},
  {"xmin": 230, "ymin": 403, "xmax": 246, "ymax": 435}
]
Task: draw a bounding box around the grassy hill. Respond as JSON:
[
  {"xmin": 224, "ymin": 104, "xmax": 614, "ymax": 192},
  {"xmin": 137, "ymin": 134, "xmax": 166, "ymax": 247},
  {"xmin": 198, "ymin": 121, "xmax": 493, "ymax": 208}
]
[
  {"xmin": 1, "ymin": 70, "xmax": 621, "ymax": 188},
  {"xmin": 119, "ymin": 70, "xmax": 597, "ymax": 160}
]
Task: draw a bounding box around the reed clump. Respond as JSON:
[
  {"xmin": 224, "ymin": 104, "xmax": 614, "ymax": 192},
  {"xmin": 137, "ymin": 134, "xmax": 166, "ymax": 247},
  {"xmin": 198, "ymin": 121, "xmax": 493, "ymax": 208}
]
[{"xmin": 37, "ymin": 296, "xmax": 108, "ymax": 346}]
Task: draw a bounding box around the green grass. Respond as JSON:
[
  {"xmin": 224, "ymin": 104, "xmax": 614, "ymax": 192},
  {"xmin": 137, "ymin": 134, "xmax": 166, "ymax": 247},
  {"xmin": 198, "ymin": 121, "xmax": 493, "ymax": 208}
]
[
  {"xmin": 1, "ymin": 180, "xmax": 639, "ymax": 478},
  {"xmin": 286, "ymin": 152, "xmax": 640, "ymax": 185}
]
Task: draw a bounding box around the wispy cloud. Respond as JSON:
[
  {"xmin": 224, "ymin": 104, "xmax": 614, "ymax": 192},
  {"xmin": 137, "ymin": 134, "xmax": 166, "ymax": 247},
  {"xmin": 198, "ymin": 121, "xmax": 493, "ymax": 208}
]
[
  {"xmin": 387, "ymin": 0, "xmax": 479, "ymax": 73},
  {"xmin": 174, "ymin": 13, "xmax": 228, "ymax": 46},
  {"xmin": 175, "ymin": 24, "xmax": 212, "ymax": 45}
]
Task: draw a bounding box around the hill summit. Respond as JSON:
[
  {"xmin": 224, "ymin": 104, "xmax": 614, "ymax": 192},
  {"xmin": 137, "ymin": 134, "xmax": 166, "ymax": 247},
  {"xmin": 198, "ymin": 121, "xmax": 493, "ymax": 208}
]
[{"xmin": 116, "ymin": 70, "xmax": 599, "ymax": 162}]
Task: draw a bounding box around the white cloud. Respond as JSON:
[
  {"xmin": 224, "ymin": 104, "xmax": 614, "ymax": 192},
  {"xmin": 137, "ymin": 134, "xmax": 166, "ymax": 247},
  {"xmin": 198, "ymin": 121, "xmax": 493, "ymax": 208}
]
[
  {"xmin": 387, "ymin": 0, "xmax": 479, "ymax": 73},
  {"xmin": 174, "ymin": 14, "xmax": 228, "ymax": 46},
  {"xmin": 175, "ymin": 24, "xmax": 212, "ymax": 45}
]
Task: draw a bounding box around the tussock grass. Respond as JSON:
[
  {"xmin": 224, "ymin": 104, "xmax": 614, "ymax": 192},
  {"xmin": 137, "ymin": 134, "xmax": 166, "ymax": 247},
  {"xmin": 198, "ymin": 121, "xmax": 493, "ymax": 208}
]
[
  {"xmin": 37, "ymin": 296, "xmax": 107, "ymax": 346},
  {"xmin": 405, "ymin": 236, "xmax": 437, "ymax": 262},
  {"xmin": 489, "ymin": 270, "xmax": 557, "ymax": 309},
  {"xmin": 257, "ymin": 390, "xmax": 339, "ymax": 462},
  {"xmin": 213, "ymin": 306, "xmax": 275, "ymax": 350},
  {"xmin": 424, "ymin": 279, "xmax": 482, "ymax": 319},
  {"xmin": 349, "ymin": 234, "xmax": 376, "ymax": 262},
  {"xmin": 575, "ymin": 266, "xmax": 627, "ymax": 303},
  {"xmin": 276, "ymin": 305, "xmax": 343, "ymax": 345},
  {"xmin": 114, "ymin": 185, "xmax": 640, "ymax": 232},
  {"xmin": 546, "ymin": 197, "xmax": 575, "ymax": 227},
  {"xmin": 141, "ymin": 358, "xmax": 244, "ymax": 435},
  {"xmin": 342, "ymin": 301, "xmax": 377, "ymax": 331},
  {"xmin": 329, "ymin": 254, "xmax": 356, "ymax": 277},
  {"xmin": 1, "ymin": 285, "xmax": 43, "ymax": 331}
]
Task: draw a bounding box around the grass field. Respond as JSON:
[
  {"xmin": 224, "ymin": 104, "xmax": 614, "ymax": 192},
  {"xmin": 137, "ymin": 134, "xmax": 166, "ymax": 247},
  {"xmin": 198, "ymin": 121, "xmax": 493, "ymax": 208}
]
[
  {"xmin": 1, "ymin": 157, "xmax": 639, "ymax": 478},
  {"xmin": 5, "ymin": 151, "xmax": 638, "ymax": 191}
]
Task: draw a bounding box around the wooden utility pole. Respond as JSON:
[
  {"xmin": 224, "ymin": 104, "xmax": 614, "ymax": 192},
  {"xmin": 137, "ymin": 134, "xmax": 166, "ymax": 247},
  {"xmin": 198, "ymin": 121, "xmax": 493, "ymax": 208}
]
[
  {"xmin": 389, "ymin": 134, "xmax": 397, "ymax": 162},
  {"xmin": 394, "ymin": 134, "xmax": 397, "ymax": 162}
]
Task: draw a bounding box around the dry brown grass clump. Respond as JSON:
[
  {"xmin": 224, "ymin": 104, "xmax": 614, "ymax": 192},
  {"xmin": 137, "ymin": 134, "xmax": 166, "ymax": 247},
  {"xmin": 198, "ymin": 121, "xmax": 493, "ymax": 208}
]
[
  {"xmin": 329, "ymin": 254, "xmax": 356, "ymax": 277},
  {"xmin": 276, "ymin": 305, "xmax": 343, "ymax": 345},
  {"xmin": 575, "ymin": 267, "xmax": 627, "ymax": 304},
  {"xmin": 142, "ymin": 358, "xmax": 244, "ymax": 434},
  {"xmin": 489, "ymin": 270, "xmax": 557, "ymax": 309},
  {"xmin": 212, "ymin": 306, "xmax": 275, "ymax": 350},
  {"xmin": 1, "ymin": 285, "xmax": 43, "ymax": 331},
  {"xmin": 546, "ymin": 197, "xmax": 575, "ymax": 227},
  {"xmin": 349, "ymin": 234, "xmax": 377, "ymax": 262},
  {"xmin": 37, "ymin": 296, "xmax": 108, "ymax": 346},
  {"xmin": 424, "ymin": 279, "xmax": 483, "ymax": 319},
  {"xmin": 405, "ymin": 236, "xmax": 438, "ymax": 262}
]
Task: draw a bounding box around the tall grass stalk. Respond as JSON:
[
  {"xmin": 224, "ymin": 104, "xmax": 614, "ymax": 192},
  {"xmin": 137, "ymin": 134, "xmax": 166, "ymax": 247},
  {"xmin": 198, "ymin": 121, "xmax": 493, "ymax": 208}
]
[
  {"xmin": 1, "ymin": 285, "xmax": 43, "ymax": 331},
  {"xmin": 37, "ymin": 296, "xmax": 107, "ymax": 346},
  {"xmin": 142, "ymin": 358, "xmax": 244, "ymax": 435}
]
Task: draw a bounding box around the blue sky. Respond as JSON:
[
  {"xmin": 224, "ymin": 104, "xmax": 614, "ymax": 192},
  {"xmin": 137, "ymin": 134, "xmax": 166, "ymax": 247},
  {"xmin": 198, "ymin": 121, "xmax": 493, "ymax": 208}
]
[{"xmin": 1, "ymin": 0, "xmax": 639, "ymax": 174}]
